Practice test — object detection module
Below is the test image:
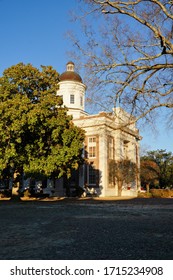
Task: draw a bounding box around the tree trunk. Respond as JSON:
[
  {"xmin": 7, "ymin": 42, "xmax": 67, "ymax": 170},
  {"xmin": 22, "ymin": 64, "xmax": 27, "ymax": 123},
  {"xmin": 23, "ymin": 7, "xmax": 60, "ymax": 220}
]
[
  {"xmin": 146, "ymin": 183, "xmax": 150, "ymax": 194},
  {"xmin": 64, "ymin": 176, "xmax": 71, "ymax": 197},
  {"xmin": 11, "ymin": 185, "xmax": 21, "ymax": 201},
  {"xmin": 10, "ymin": 171, "xmax": 22, "ymax": 201},
  {"xmin": 118, "ymin": 181, "xmax": 122, "ymax": 196}
]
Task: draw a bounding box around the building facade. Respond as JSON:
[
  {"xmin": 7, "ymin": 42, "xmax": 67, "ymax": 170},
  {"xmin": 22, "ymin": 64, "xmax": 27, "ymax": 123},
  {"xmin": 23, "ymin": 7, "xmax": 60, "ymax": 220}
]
[{"xmin": 55, "ymin": 62, "xmax": 141, "ymax": 197}]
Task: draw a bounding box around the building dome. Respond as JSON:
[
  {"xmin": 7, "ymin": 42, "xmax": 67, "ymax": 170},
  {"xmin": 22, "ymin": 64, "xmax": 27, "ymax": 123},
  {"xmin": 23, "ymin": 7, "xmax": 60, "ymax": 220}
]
[{"xmin": 59, "ymin": 61, "xmax": 83, "ymax": 83}]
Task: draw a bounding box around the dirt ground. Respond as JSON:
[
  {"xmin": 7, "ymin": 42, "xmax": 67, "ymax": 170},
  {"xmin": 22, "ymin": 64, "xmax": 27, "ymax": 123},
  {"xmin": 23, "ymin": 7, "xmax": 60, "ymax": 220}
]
[{"xmin": 0, "ymin": 197, "xmax": 173, "ymax": 260}]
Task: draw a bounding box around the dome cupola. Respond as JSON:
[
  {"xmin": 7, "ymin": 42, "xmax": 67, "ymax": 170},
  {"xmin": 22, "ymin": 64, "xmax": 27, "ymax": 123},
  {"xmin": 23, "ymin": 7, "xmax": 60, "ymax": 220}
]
[
  {"xmin": 59, "ymin": 61, "xmax": 83, "ymax": 83},
  {"xmin": 57, "ymin": 62, "xmax": 87, "ymax": 119}
]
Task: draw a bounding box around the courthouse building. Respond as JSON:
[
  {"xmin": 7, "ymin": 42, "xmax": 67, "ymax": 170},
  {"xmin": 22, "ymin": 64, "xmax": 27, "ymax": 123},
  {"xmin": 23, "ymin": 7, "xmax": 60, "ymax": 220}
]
[{"xmin": 55, "ymin": 61, "xmax": 141, "ymax": 197}]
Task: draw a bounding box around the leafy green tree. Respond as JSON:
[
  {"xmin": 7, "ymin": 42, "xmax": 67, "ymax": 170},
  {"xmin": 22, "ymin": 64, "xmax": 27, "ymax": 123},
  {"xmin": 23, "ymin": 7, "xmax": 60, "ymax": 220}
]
[
  {"xmin": 141, "ymin": 149, "xmax": 173, "ymax": 188},
  {"xmin": 0, "ymin": 63, "xmax": 85, "ymax": 193}
]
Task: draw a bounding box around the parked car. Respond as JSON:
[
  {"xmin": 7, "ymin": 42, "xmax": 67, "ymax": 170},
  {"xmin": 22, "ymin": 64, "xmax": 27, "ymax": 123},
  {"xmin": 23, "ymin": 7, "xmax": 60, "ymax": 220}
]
[
  {"xmin": 140, "ymin": 187, "xmax": 146, "ymax": 193},
  {"xmin": 18, "ymin": 185, "xmax": 30, "ymax": 196},
  {"xmin": 34, "ymin": 181, "xmax": 54, "ymax": 197},
  {"xmin": 71, "ymin": 186, "xmax": 97, "ymax": 197}
]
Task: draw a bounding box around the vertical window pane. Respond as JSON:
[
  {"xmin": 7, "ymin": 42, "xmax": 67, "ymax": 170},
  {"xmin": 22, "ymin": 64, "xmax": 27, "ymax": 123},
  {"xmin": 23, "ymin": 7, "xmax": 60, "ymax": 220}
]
[
  {"xmin": 89, "ymin": 146, "xmax": 96, "ymax": 158},
  {"xmin": 108, "ymin": 137, "xmax": 114, "ymax": 159},
  {"xmin": 80, "ymin": 96, "xmax": 83, "ymax": 106},
  {"xmin": 89, "ymin": 137, "xmax": 96, "ymax": 143},
  {"xmin": 88, "ymin": 137, "xmax": 96, "ymax": 158},
  {"xmin": 70, "ymin": 94, "xmax": 75, "ymax": 104}
]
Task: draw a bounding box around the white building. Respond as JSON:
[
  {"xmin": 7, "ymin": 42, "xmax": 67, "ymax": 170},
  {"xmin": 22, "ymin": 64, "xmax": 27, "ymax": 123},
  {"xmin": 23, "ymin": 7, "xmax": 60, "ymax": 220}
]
[{"xmin": 55, "ymin": 61, "xmax": 141, "ymax": 197}]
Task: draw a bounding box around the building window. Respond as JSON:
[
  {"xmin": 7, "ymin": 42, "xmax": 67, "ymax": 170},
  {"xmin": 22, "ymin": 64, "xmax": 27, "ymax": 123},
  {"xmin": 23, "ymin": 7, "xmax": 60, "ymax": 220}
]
[
  {"xmin": 80, "ymin": 96, "xmax": 83, "ymax": 107},
  {"xmin": 108, "ymin": 159, "xmax": 116, "ymax": 188},
  {"xmin": 68, "ymin": 65, "xmax": 73, "ymax": 71},
  {"xmin": 70, "ymin": 94, "xmax": 75, "ymax": 104},
  {"xmin": 88, "ymin": 137, "xmax": 96, "ymax": 158},
  {"xmin": 88, "ymin": 146, "xmax": 96, "ymax": 158},
  {"xmin": 89, "ymin": 137, "xmax": 96, "ymax": 143},
  {"xmin": 123, "ymin": 140, "xmax": 129, "ymax": 159},
  {"xmin": 108, "ymin": 136, "xmax": 114, "ymax": 159},
  {"xmin": 67, "ymin": 63, "xmax": 74, "ymax": 72}
]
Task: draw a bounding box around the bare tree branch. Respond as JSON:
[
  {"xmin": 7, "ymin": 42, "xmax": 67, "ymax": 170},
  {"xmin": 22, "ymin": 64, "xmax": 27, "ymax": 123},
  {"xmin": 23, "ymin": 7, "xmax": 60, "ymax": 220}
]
[{"xmin": 69, "ymin": 0, "xmax": 173, "ymax": 126}]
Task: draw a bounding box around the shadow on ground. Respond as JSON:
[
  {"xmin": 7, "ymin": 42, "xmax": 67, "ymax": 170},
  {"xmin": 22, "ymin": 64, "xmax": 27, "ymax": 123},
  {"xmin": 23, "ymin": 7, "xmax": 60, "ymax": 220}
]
[{"xmin": 0, "ymin": 196, "xmax": 173, "ymax": 206}]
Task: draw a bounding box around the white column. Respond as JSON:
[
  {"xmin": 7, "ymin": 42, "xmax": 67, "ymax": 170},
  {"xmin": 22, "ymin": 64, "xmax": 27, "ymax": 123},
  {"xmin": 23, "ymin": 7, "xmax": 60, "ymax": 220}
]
[{"xmin": 99, "ymin": 128, "xmax": 108, "ymax": 197}]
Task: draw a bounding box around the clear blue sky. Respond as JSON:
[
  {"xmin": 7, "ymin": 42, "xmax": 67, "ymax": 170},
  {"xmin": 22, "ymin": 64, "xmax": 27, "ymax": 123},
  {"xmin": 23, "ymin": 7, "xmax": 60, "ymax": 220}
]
[
  {"xmin": 0, "ymin": 0, "xmax": 172, "ymax": 153},
  {"xmin": 0, "ymin": 0, "xmax": 78, "ymax": 74}
]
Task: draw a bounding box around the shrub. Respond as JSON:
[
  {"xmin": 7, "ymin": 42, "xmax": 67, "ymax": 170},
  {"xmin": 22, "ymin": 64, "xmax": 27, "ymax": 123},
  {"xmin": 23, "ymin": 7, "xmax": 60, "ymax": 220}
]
[
  {"xmin": 150, "ymin": 189, "xmax": 173, "ymax": 198},
  {"xmin": 138, "ymin": 192, "xmax": 152, "ymax": 198}
]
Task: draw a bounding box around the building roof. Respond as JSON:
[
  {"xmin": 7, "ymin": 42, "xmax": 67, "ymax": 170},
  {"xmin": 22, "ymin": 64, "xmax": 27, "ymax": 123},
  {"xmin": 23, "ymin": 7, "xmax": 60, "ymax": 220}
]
[
  {"xmin": 59, "ymin": 61, "xmax": 83, "ymax": 83},
  {"xmin": 59, "ymin": 71, "xmax": 83, "ymax": 83}
]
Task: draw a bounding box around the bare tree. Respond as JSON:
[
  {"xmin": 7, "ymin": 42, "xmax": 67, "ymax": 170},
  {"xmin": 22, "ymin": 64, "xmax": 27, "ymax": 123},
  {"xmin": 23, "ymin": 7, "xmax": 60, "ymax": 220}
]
[
  {"xmin": 70, "ymin": 0, "xmax": 173, "ymax": 126},
  {"xmin": 140, "ymin": 159, "xmax": 160, "ymax": 192},
  {"xmin": 109, "ymin": 159, "xmax": 137, "ymax": 196}
]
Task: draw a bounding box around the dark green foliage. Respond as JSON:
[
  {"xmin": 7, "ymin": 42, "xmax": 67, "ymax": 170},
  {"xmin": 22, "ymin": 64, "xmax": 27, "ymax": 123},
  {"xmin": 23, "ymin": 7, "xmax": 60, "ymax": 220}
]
[{"xmin": 0, "ymin": 63, "xmax": 85, "ymax": 182}]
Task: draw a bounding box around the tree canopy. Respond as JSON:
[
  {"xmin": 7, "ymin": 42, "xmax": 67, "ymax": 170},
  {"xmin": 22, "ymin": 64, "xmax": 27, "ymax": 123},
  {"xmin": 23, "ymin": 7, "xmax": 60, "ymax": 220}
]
[
  {"xmin": 109, "ymin": 159, "xmax": 137, "ymax": 195},
  {"xmin": 141, "ymin": 149, "xmax": 173, "ymax": 188},
  {"xmin": 71, "ymin": 0, "xmax": 173, "ymax": 126},
  {"xmin": 140, "ymin": 159, "xmax": 160, "ymax": 191},
  {"xmin": 0, "ymin": 63, "xmax": 85, "ymax": 181}
]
